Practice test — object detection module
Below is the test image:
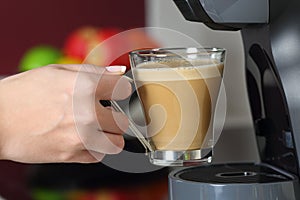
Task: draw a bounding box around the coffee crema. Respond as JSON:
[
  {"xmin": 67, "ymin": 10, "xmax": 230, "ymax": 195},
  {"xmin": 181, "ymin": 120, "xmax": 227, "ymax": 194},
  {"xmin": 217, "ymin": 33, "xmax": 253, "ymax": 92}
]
[{"xmin": 133, "ymin": 61, "xmax": 224, "ymax": 151}]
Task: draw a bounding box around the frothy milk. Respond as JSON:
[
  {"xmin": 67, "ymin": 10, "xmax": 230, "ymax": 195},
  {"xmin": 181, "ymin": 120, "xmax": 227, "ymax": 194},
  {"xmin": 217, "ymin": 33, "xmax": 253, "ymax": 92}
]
[{"xmin": 133, "ymin": 60, "xmax": 224, "ymax": 151}]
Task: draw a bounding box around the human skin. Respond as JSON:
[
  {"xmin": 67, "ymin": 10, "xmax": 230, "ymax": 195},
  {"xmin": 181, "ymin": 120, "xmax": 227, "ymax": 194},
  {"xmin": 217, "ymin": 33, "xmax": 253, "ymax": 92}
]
[{"xmin": 0, "ymin": 64, "xmax": 131, "ymax": 163}]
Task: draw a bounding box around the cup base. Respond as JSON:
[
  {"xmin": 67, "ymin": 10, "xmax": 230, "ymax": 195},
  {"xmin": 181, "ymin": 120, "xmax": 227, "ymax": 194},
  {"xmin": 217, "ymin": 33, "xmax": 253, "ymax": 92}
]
[{"xmin": 149, "ymin": 148, "xmax": 212, "ymax": 166}]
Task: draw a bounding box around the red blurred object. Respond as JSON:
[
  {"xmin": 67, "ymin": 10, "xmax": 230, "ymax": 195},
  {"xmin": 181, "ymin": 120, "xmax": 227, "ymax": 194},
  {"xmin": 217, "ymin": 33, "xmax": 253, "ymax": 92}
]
[
  {"xmin": 79, "ymin": 27, "xmax": 159, "ymax": 71},
  {"xmin": 63, "ymin": 27, "xmax": 98, "ymax": 61},
  {"xmin": 63, "ymin": 26, "xmax": 127, "ymax": 67}
]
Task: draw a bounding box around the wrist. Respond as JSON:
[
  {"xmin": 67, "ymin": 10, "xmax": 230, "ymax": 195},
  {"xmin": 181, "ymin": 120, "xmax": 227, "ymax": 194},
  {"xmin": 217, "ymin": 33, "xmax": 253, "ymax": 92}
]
[
  {"xmin": 0, "ymin": 79, "xmax": 4, "ymax": 159},
  {"xmin": 0, "ymin": 77, "xmax": 9, "ymax": 160}
]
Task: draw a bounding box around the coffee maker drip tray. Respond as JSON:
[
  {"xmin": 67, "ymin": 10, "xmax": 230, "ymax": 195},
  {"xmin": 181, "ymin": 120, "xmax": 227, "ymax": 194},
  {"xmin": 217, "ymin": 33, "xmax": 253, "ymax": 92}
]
[
  {"xmin": 175, "ymin": 163, "xmax": 292, "ymax": 184},
  {"xmin": 169, "ymin": 163, "xmax": 299, "ymax": 200}
]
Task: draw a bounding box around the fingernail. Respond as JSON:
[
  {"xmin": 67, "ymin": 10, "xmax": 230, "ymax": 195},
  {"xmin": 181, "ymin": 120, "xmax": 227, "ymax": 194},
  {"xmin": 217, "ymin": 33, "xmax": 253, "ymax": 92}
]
[{"xmin": 105, "ymin": 65, "xmax": 127, "ymax": 75}]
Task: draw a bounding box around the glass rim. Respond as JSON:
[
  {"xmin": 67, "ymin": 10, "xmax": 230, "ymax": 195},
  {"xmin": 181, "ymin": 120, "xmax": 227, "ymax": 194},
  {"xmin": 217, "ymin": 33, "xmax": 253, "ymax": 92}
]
[{"xmin": 129, "ymin": 47, "xmax": 226, "ymax": 57}]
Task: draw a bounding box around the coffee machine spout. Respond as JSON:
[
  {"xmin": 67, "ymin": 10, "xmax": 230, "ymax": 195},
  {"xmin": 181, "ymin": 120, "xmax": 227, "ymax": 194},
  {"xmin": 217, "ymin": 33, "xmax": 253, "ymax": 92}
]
[{"xmin": 173, "ymin": 0, "xmax": 268, "ymax": 30}]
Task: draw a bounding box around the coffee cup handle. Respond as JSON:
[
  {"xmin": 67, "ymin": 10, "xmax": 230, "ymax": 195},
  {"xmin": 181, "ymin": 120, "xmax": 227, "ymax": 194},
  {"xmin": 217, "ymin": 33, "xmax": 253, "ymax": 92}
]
[
  {"xmin": 103, "ymin": 66, "xmax": 153, "ymax": 152},
  {"xmin": 110, "ymin": 99, "xmax": 153, "ymax": 153}
]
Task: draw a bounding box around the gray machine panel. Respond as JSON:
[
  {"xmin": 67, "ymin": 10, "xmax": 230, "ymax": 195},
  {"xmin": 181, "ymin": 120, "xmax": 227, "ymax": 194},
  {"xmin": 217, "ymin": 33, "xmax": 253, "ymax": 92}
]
[{"xmin": 199, "ymin": 0, "xmax": 269, "ymax": 23}]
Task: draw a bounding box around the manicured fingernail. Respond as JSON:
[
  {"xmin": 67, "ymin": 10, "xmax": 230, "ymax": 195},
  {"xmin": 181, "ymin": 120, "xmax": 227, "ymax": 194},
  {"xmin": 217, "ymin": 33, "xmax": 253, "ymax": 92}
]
[{"xmin": 105, "ymin": 65, "xmax": 127, "ymax": 75}]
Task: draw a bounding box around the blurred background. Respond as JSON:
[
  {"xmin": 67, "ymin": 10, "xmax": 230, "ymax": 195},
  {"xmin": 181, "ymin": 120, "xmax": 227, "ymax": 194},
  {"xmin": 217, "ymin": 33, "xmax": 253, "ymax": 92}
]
[{"xmin": 0, "ymin": 0, "xmax": 259, "ymax": 199}]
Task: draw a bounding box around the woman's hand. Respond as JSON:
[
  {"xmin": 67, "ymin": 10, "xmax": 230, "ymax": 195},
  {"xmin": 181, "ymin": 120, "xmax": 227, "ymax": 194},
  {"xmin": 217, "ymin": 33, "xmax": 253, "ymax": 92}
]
[{"xmin": 0, "ymin": 64, "xmax": 131, "ymax": 163}]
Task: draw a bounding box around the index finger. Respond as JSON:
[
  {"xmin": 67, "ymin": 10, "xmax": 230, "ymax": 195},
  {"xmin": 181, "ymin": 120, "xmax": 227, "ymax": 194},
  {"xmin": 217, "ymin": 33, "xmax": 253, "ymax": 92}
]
[
  {"xmin": 91, "ymin": 65, "xmax": 131, "ymax": 100},
  {"xmin": 65, "ymin": 64, "xmax": 131, "ymax": 100}
]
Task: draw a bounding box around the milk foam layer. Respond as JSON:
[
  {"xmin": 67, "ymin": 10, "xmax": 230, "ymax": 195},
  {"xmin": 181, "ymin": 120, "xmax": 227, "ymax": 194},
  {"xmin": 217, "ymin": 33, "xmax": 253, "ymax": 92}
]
[{"xmin": 133, "ymin": 61, "xmax": 224, "ymax": 81}]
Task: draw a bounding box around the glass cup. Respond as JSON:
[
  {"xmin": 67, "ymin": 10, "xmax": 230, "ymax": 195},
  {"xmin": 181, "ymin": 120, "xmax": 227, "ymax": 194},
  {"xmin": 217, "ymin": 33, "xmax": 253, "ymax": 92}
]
[{"xmin": 113, "ymin": 47, "xmax": 225, "ymax": 166}]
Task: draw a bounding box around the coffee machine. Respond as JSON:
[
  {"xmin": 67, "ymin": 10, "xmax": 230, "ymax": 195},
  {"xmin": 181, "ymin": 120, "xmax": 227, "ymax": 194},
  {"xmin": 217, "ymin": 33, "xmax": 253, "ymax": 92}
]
[{"xmin": 169, "ymin": 0, "xmax": 300, "ymax": 199}]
